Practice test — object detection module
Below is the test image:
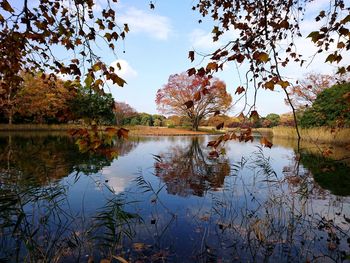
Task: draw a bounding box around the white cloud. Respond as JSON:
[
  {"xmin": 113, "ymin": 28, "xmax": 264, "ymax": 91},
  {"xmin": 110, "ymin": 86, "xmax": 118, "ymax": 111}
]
[
  {"xmin": 119, "ymin": 7, "xmax": 172, "ymax": 40},
  {"xmin": 189, "ymin": 29, "xmax": 222, "ymax": 51},
  {"xmin": 110, "ymin": 59, "xmax": 138, "ymax": 80}
]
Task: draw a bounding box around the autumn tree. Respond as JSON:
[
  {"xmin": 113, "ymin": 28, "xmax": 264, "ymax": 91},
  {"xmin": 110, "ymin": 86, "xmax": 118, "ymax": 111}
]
[
  {"xmin": 114, "ymin": 102, "xmax": 137, "ymax": 126},
  {"xmin": 0, "ymin": 0, "xmax": 128, "ymax": 124},
  {"xmin": 287, "ymin": 73, "xmax": 339, "ymax": 110},
  {"xmin": 12, "ymin": 73, "xmax": 77, "ymax": 124},
  {"xmin": 189, "ymin": 0, "xmax": 350, "ymax": 140},
  {"xmin": 155, "ymin": 73, "xmax": 232, "ymax": 131}
]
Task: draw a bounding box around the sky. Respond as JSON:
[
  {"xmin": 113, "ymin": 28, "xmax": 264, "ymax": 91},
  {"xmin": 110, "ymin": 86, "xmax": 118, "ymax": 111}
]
[{"xmin": 7, "ymin": 0, "xmax": 350, "ymax": 117}]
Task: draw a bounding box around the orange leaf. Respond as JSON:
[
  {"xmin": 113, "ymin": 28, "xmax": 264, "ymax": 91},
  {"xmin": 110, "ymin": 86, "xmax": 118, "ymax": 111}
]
[
  {"xmin": 264, "ymin": 81, "xmax": 275, "ymax": 91},
  {"xmin": 260, "ymin": 137, "xmax": 273, "ymax": 148},
  {"xmin": 194, "ymin": 91, "xmax": 201, "ymax": 101},
  {"xmin": 206, "ymin": 62, "xmax": 218, "ymax": 71}
]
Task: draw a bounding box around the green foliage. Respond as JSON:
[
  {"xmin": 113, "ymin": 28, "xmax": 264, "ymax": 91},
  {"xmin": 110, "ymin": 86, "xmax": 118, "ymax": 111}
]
[
  {"xmin": 265, "ymin": 113, "xmax": 280, "ymax": 127},
  {"xmin": 70, "ymin": 87, "xmax": 115, "ymax": 125},
  {"xmin": 153, "ymin": 119, "xmax": 162, "ymax": 126},
  {"xmin": 300, "ymin": 82, "xmax": 350, "ymax": 127}
]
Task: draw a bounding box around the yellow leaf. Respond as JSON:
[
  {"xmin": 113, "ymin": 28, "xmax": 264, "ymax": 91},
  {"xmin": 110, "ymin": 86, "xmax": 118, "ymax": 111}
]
[
  {"xmin": 258, "ymin": 52, "xmax": 269, "ymax": 62},
  {"xmin": 277, "ymin": 80, "xmax": 290, "ymax": 89}
]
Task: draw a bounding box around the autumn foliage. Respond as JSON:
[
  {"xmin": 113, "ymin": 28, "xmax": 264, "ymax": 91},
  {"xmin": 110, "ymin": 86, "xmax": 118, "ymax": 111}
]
[{"xmin": 155, "ymin": 73, "xmax": 232, "ymax": 131}]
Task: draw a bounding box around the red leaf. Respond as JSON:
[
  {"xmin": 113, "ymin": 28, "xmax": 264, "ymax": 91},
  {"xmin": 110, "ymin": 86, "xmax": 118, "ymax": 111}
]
[
  {"xmin": 235, "ymin": 86, "xmax": 245, "ymax": 95},
  {"xmin": 187, "ymin": 68, "xmax": 196, "ymax": 76}
]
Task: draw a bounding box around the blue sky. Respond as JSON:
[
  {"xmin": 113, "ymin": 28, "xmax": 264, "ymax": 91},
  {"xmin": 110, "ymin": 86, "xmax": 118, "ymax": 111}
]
[
  {"xmin": 98, "ymin": 0, "xmax": 349, "ymax": 117},
  {"xmin": 6, "ymin": 0, "xmax": 350, "ymax": 116}
]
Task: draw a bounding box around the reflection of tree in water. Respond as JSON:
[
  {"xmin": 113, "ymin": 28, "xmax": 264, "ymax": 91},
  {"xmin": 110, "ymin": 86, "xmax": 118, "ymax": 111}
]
[
  {"xmin": 0, "ymin": 135, "xmax": 139, "ymax": 185},
  {"xmin": 154, "ymin": 137, "xmax": 231, "ymax": 196},
  {"xmin": 0, "ymin": 134, "xmax": 140, "ymax": 262}
]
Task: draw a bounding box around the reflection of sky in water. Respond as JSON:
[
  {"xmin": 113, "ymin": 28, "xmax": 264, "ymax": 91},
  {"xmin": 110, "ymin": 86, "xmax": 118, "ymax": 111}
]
[{"xmin": 1, "ymin": 134, "xmax": 349, "ymax": 262}]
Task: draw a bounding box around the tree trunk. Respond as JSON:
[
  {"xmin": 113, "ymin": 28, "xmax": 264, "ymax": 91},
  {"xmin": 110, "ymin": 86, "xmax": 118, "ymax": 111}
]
[{"xmin": 192, "ymin": 117, "xmax": 199, "ymax": 131}]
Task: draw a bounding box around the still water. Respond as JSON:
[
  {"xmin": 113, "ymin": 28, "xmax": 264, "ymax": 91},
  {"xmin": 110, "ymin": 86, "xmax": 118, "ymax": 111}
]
[{"xmin": 0, "ymin": 132, "xmax": 349, "ymax": 262}]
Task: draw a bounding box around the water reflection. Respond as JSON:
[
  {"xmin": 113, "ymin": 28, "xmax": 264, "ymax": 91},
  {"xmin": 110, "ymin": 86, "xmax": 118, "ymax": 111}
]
[
  {"xmin": 0, "ymin": 133, "xmax": 349, "ymax": 262},
  {"xmin": 0, "ymin": 133, "xmax": 140, "ymax": 262},
  {"xmin": 154, "ymin": 137, "xmax": 231, "ymax": 196}
]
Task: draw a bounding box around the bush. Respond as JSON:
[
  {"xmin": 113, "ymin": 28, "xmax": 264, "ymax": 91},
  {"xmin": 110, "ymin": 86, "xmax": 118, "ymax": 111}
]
[{"xmin": 300, "ymin": 82, "xmax": 350, "ymax": 128}]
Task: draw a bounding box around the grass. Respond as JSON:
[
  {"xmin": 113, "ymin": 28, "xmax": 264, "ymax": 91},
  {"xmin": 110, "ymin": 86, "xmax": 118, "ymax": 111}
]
[
  {"xmin": 272, "ymin": 126, "xmax": 350, "ymax": 144},
  {"xmin": 0, "ymin": 123, "xmax": 88, "ymax": 131}
]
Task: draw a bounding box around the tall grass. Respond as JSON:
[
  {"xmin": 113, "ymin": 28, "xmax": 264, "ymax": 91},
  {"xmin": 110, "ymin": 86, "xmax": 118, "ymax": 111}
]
[{"xmin": 272, "ymin": 126, "xmax": 350, "ymax": 144}]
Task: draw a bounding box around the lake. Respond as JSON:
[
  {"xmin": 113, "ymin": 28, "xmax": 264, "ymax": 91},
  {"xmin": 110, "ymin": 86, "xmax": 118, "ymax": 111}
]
[{"xmin": 0, "ymin": 132, "xmax": 349, "ymax": 262}]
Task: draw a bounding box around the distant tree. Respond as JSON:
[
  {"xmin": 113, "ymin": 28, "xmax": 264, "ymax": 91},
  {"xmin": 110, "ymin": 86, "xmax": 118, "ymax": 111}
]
[
  {"xmin": 265, "ymin": 113, "xmax": 280, "ymax": 127},
  {"xmin": 130, "ymin": 117, "xmax": 140, "ymax": 126},
  {"xmin": 13, "ymin": 73, "xmax": 77, "ymax": 124},
  {"xmin": 156, "ymin": 73, "xmax": 232, "ymax": 131},
  {"xmin": 153, "ymin": 119, "xmax": 162, "ymax": 127},
  {"xmin": 114, "ymin": 102, "xmax": 137, "ymax": 126},
  {"xmin": 300, "ymin": 83, "xmax": 350, "ymax": 128},
  {"xmin": 69, "ymin": 88, "xmax": 115, "ymax": 125},
  {"xmin": 287, "ymin": 73, "xmax": 339, "ymax": 110}
]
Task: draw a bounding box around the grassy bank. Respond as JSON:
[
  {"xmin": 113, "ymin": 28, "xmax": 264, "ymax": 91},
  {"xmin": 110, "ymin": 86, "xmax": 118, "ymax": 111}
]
[
  {"xmin": 272, "ymin": 126, "xmax": 350, "ymax": 145},
  {"xmin": 0, "ymin": 124, "xmax": 89, "ymax": 131}
]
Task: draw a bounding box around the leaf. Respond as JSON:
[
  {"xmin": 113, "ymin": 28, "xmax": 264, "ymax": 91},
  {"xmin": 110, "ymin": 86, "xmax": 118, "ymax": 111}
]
[
  {"xmin": 216, "ymin": 122, "xmax": 224, "ymax": 130},
  {"xmin": 116, "ymin": 62, "xmax": 122, "ymax": 70},
  {"xmin": 110, "ymin": 73, "xmax": 126, "ymax": 87},
  {"xmin": 235, "ymin": 86, "xmax": 245, "ymax": 94},
  {"xmin": 307, "ymin": 31, "xmax": 320, "ymax": 42},
  {"xmin": 187, "ymin": 67, "xmax": 196, "ymax": 76},
  {"xmin": 257, "ymin": 52, "xmax": 269, "ymax": 62},
  {"xmin": 214, "ymin": 110, "xmax": 220, "ymax": 116},
  {"xmin": 194, "ymin": 91, "xmax": 201, "ymax": 101},
  {"xmin": 250, "ymin": 110, "xmax": 259, "ymax": 121},
  {"xmin": 260, "ymin": 137, "xmax": 273, "ymax": 148},
  {"xmin": 184, "ymin": 100, "xmax": 194, "ymax": 109},
  {"xmin": 117, "ymin": 128, "xmax": 129, "ymax": 139},
  {"xmin": 85, "ymin": 74, "xmax": 94, "ymax": 88},
  {"xmin": 206, "ymin": 62, "xmax": 218, "ymax": 71},
  {"xmin": 124, "ymin": 23, "xmax": 129, "ymax": 33},
  {"xmin": 264, "ymin": 81, "xmax": 275, "ymax": 91},
  {"xmin": 1, "ymin": 0, "xmax": 14, "ymax": 13},
  {"xmin": 150, "ymin": 2, "xmax": 155, "ymax": 9},
  {"xmin": 188, "ymin": 51, "xmax": 195, "ymax": 62},
  {"xmin": 277, "ymin": 80, "xmax": 290, "ymax": 89}
]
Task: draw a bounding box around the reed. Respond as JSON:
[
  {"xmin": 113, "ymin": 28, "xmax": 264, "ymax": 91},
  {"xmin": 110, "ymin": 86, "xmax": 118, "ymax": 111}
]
[{"xmin": 272, "ymin": 126, "xmax": 350, "ymax": 144}]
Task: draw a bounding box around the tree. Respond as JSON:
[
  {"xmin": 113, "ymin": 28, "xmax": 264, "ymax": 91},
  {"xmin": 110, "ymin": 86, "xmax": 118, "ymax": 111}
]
[
  {"xmin": 114, "ymin": 102, "xmax": 137, "ymax": 126},
  {"xmin": 69, "ymin": 87, "xmax": 115, "ymax": 125},
  {"xmin": 12, "ymin": 73, "xmax": 77, "ymax": 124},
  {"xmin": 265, "ymin": 113, "xmax": 280, "ymax": 127},
  {"xmin": 0, "ymin": 0, "xmax": 128, "ymax": 124},
  {"xmin": 189, "ymin": 0, "xmax": 350, "ymax": 139},
  {"xmin": 155, "ymin": 72, "xmax": 232, "ymax": 131},
  {"xmin": 287, "ymin": 73, "xmax": 338, "ymax": 109},
  {"xmin": 300, "ymin": 82, "xmax": 350, "ymax": 128}
]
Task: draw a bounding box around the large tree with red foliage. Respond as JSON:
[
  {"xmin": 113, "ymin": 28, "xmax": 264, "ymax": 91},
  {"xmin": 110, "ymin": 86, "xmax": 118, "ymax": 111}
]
[
  {"xmin": 114, "ymin": 102, "xmax": 137, "ymax": 126},
  {"xmin": 155, "ymin": 72, "xmax": 232, "ymax": 131}
]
